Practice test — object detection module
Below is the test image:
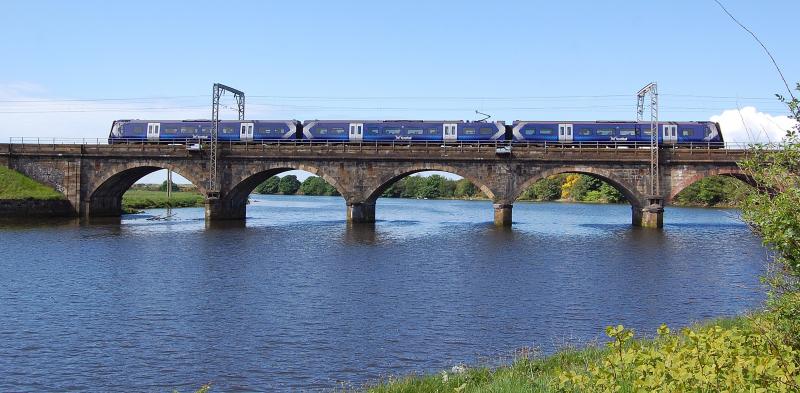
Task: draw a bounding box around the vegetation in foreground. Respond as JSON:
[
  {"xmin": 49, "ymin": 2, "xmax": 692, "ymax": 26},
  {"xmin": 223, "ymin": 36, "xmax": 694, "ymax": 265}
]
[
  {"xmin": 364, "ymin": 315, "xmax": 800, "ymax": 393},
  {"xmin": 0, "ymin": 166, "xmax": 65, "ymax": 200},
  {"xmin": 359, "ymin": 84, "xmax": 800, "ymax": 392}
]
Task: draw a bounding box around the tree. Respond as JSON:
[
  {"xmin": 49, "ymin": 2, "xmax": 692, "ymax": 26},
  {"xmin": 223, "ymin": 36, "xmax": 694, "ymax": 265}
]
[
  {"xmin": 254, "ymin": 176, "xmax": 280, "ymax": 194},
  {"xmin": 299, "ymin": 176, "xmax": 339, "ymax": 196},
  {"xmin": 571, "ymin": 175, "xmax": 602, "ymax": 201},
  {"xmin": 159, "ymin": 180, "xmax": 179, "ymax": 192},
  {"xmin": 278, "ymin": 175, "xmax": 301, "ymax": 195},
  {"xmin": 741, "ymin": 84, "xmax": 800, "ymax": 277},
  {"xmin": 454, "ymin": 179, "xmax": 477, "ymax": 198},
  {"xmin": 529, "ymin": 176, "xmax": 563, "ymax": 201}
]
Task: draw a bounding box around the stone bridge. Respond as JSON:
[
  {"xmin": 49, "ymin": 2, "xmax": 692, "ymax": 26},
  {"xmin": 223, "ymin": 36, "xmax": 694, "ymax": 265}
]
[{"xmin": 0, "ymin": 142, "xmax": 752, "ymax": 228}]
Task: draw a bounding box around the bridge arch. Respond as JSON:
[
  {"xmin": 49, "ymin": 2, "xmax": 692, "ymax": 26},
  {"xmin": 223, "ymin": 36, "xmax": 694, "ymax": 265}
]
[
  {"xmin": 509, "ymin": 166, "xmax": 650, "ymax": 227},
  {"xmin": 210, "ymin": 162, "xmax": 348, "ymax": 220},
  {"xmin": 345, "ymin": 163, "xmax": 500, "ymax": 224},
  {"xmin": 666, "ymin": 168, "xmax": 754, "ymax": 204},
  {"xmin": 511, "ymin": 166, "xmax": 646, "ymax": 209},
  {"xmin": 363, "ymin": 163, "xmax": 498, "ymax": 203},
  {"xmin": 85, "ymin": 161, "xmax": 207, "ymax": 217}
]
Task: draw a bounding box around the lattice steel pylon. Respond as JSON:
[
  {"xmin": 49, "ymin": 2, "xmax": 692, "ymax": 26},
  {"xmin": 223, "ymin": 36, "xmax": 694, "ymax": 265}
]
[
  {"xmin": 636, "ymin": 82, "xmax": 659, "ymax": 198},
  {"xmin": 209, "ymin": 83, "xmax": 245, "ymax": 196}
]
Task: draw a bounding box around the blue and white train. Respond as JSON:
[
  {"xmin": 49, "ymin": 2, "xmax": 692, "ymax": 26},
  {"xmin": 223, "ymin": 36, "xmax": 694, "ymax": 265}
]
[
  {"xmin": 511, "ymin": 120, "xmax": 722, "ymax": 144},
  {"xmin": 109, "ymin": 119, "xmax": 300, "ymax": 142},
  {"xmin": 109, "ymin": 119, "xmax": 723, "ymax": 145},
  {"xmin": 301, "ymin": 120, "xmax": 506, "ymax": 142}
]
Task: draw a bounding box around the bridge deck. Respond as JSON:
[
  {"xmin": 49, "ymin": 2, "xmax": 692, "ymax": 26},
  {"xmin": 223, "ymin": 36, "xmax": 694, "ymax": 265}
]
[{"xmin": 0, "ymin": 142, "xmax": 749, "ymax": 164}]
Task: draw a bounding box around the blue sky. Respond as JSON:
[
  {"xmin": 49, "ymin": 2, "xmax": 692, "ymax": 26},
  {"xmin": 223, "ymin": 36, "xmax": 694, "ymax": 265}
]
[{"xmin": 1, "ymin": 0, "xmax": 798, "ymax": 182}]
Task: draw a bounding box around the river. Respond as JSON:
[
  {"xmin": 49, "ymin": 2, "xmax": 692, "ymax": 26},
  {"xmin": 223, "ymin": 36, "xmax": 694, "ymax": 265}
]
[{"xmin": 0, "ymin": 195, "xmax": 766, "ymax": 392}]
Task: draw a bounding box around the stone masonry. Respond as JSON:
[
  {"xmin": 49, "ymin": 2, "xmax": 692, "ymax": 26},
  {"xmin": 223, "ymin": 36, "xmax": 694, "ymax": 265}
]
[{"xmin": 0, "ymin": 143, "xmax": 752, "ymax": 228}]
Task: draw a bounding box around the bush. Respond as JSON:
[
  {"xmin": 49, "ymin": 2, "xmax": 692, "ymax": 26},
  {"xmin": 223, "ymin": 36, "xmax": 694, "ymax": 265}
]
[{"xmin": 559, "ymin": 321, "xmax": 800, "ymax": 392}]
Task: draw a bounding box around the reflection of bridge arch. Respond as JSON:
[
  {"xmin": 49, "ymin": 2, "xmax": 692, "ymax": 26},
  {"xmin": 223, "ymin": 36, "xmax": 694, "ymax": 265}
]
[
  {"xmin": 512, "ymin": 166, "xmax": 646, "ymax": 210},
  {"xmin": 666, "ymin": 168, "xmax": 753, "ymax": 204},
  {"xmin": 213, "ymin": 162, "xmax": 349, "ymax": 220},
  {"xmin": 86, "ymin": 161, "xmax": 207, "ymax": 217}
]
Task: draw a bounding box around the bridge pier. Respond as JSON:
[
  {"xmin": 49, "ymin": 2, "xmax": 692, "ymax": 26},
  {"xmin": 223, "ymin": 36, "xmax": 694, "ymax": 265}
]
[
  {"xmin": 84, "ymin": 196, "xmax": 123, "ymax": 217},
  {"xmin": 631, "ymin": 199, "xmax": 664, "ymax": 229},
  {"xmin": 347, "ymin": 202, "xmax": 376, "ymax": 223},
  {"xmin": 205, "ymin": 196, "xmax": 246, "ymax": 220},
  {"xmin": 493, "ymin": 203, "xmax": 513, "ymax": 226}
]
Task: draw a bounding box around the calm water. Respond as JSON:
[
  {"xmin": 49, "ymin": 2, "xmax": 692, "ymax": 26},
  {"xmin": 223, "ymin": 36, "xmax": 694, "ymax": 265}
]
[{"xmin": 0, "ymin": 195, "xmax": 766, "ymax": 392}]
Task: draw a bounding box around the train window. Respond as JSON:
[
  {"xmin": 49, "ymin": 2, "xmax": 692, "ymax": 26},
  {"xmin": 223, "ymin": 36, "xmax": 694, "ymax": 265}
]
[
  {"xmin": 407, "ymin": 129, "xmax": 423, "ymax": 135},
  {"xmin": 133, "ymin": 126, "xmax": 144, "ymax": 134},
  {"xmin": 162, "ymin": 128, "xmax": 178, "ymax": 134},
  {"xmin": 539, "ymin": 129, "xmax": 554, "ymax": 135},
  {"xmin": 682, "ymin": 129, "xmax": 694, "ymax": 136},
  {"xmin": 200, "ymin": 128, "xmax": 211, "ymax": 134},
  {"xmin": 579, "ymin": 128, "xmax": 592, "ymax": 135},
  {"xmin": 319, "ymin": 128, "xmax": 328, "ymax": 135},
  {"xmin": 642, "ymin": 129, "xmax": 654, "ymax": 136},
  {"xmin": 704, "ymin": 128, "xmax": 712, "ymax": 137},
  {"xmin": 619, "ymin": 129, "xmax": 636, "ymax": 136},
  {"xmin": 597, "ymin": 128, "xmax": 614, "ymax": 136},
  {"xmin": 332, "ymin": 128, "xmax": 345, "ymax": 134},
  {"xmin": 221, "ymin": 127, "xmax": 236, "ymax": 134},
  {"xmin": 524, "ymin": 129, "xmax": 536, "ymax": 135},
  {"xmin": 385, "ymin": 128, "xmax": 401, "ymax": 135},
  {"xmin": 428, "ymin": 129, "xmax": 438, "ymax": 134},
  {"xmin": 464, "ymin": 128, "xmax": 476, "ymax": 135},
  {"xmin": 368, "ymin": 128, "xmax": 379, "ymax": 134},
  {"xmin": 479, "ymin": 127, "xmax": 493, "ymax": 135},
  {"xmin": 263, "ymin": 129, "xmax": 272, "ymax": 134}
]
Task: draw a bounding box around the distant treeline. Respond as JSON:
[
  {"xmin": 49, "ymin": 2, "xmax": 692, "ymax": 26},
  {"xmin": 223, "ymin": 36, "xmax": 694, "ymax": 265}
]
[
  {"xmin": 250, "ymin": 173, "xmax": 749, "ymax": 207},
  {"xmin": 254, "ymin": 175, "xmax": 340, "ymax": 196}
]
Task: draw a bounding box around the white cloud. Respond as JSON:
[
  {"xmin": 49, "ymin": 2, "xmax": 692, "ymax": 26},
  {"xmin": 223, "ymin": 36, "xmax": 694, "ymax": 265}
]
[{"xmin": 710, "ymin": 106, "xmax": 797, "ymax": 144}]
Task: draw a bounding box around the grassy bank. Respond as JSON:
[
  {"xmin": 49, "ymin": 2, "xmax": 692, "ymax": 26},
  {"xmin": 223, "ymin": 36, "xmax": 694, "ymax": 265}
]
[
  {"xmin": 364, "ymin": 314, "xmax": 800, "ymax": 392},
  {"xmin": 122, "ymin": 189, "xmax": 204, "ymax": 212},
  {"xmin": 0, "ymin": 166, "xmax": 65, "ymax": 200}
]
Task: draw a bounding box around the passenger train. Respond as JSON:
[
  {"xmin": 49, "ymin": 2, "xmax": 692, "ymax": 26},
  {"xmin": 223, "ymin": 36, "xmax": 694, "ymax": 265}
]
[{"xmin": 109, "ymin": 119, "xmax": 723, "ymax": 145}]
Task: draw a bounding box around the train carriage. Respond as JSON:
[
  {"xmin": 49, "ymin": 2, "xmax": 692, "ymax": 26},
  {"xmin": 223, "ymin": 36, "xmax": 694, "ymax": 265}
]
[
  {"xmin": 510, "ymin": 120, "xmax": 723, "ymax": 145},
  {"xmin": 109, "ymin": 119, "xmax": 300, "ymax": 143},
  {"xmin": 301, "ymin": 120, "xmax": 506, "ymax": 142}
]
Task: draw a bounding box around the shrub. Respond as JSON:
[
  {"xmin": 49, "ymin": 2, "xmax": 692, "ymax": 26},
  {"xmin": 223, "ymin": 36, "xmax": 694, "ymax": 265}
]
[{"xmin": 559, "ymin": 321, "xmax": 800, "ymax": 393}]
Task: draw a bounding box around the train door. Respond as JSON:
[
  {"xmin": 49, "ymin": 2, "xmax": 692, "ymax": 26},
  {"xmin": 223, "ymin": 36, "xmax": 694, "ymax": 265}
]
[
  {"xmin": 663, "ymin": 124, "xmax": 677, "ymax": 144},
  {"xmin": 240, "ymin": 123, "xmax": 254, "ymax": 142},
  {"xmin": 558, "ymin": 123, "xmax": 573, "ymax": 143},
  {"xmin": 443, "ymin": 123, "xmax": 458, "ymax": 141},
  {"xmin": 349, "ymin": 123, "xmax": 363, "ymax": 141},
  {"xmin": 147, "ymin": 123, "xmax": 160, "ymax": 141}
]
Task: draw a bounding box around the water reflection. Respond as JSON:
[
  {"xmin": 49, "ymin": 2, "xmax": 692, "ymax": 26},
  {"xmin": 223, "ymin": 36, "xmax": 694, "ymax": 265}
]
[{"xmin": 0, "ymin": 195, "xmax": 767, "ymax": 392}]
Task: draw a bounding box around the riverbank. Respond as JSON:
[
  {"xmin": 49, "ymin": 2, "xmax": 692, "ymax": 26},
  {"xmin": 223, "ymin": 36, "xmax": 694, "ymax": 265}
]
[
  {"xmin": 365, "ymin": 313, "xmax": 798, "ymax": 392},
  {"xmin": 122, "ymin": 190, "xmax": 204, "ymax": 213},
  {"xmin": 0, "ymin": 166, "xmax": 64, "ymax": 200}
]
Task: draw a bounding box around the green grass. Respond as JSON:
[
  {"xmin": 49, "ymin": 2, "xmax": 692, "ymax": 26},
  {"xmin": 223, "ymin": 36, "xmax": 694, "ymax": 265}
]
[
  {"xmin": 361, "ymin": 315, "xmax": 753, "ymax": 393},
  {"xmin": 122, "ymin": 189, "xmax": 204, "ymax": 211},
  {"xmin": 0, "ymin": 166, "xmax": 65, "ymax": 200}
]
